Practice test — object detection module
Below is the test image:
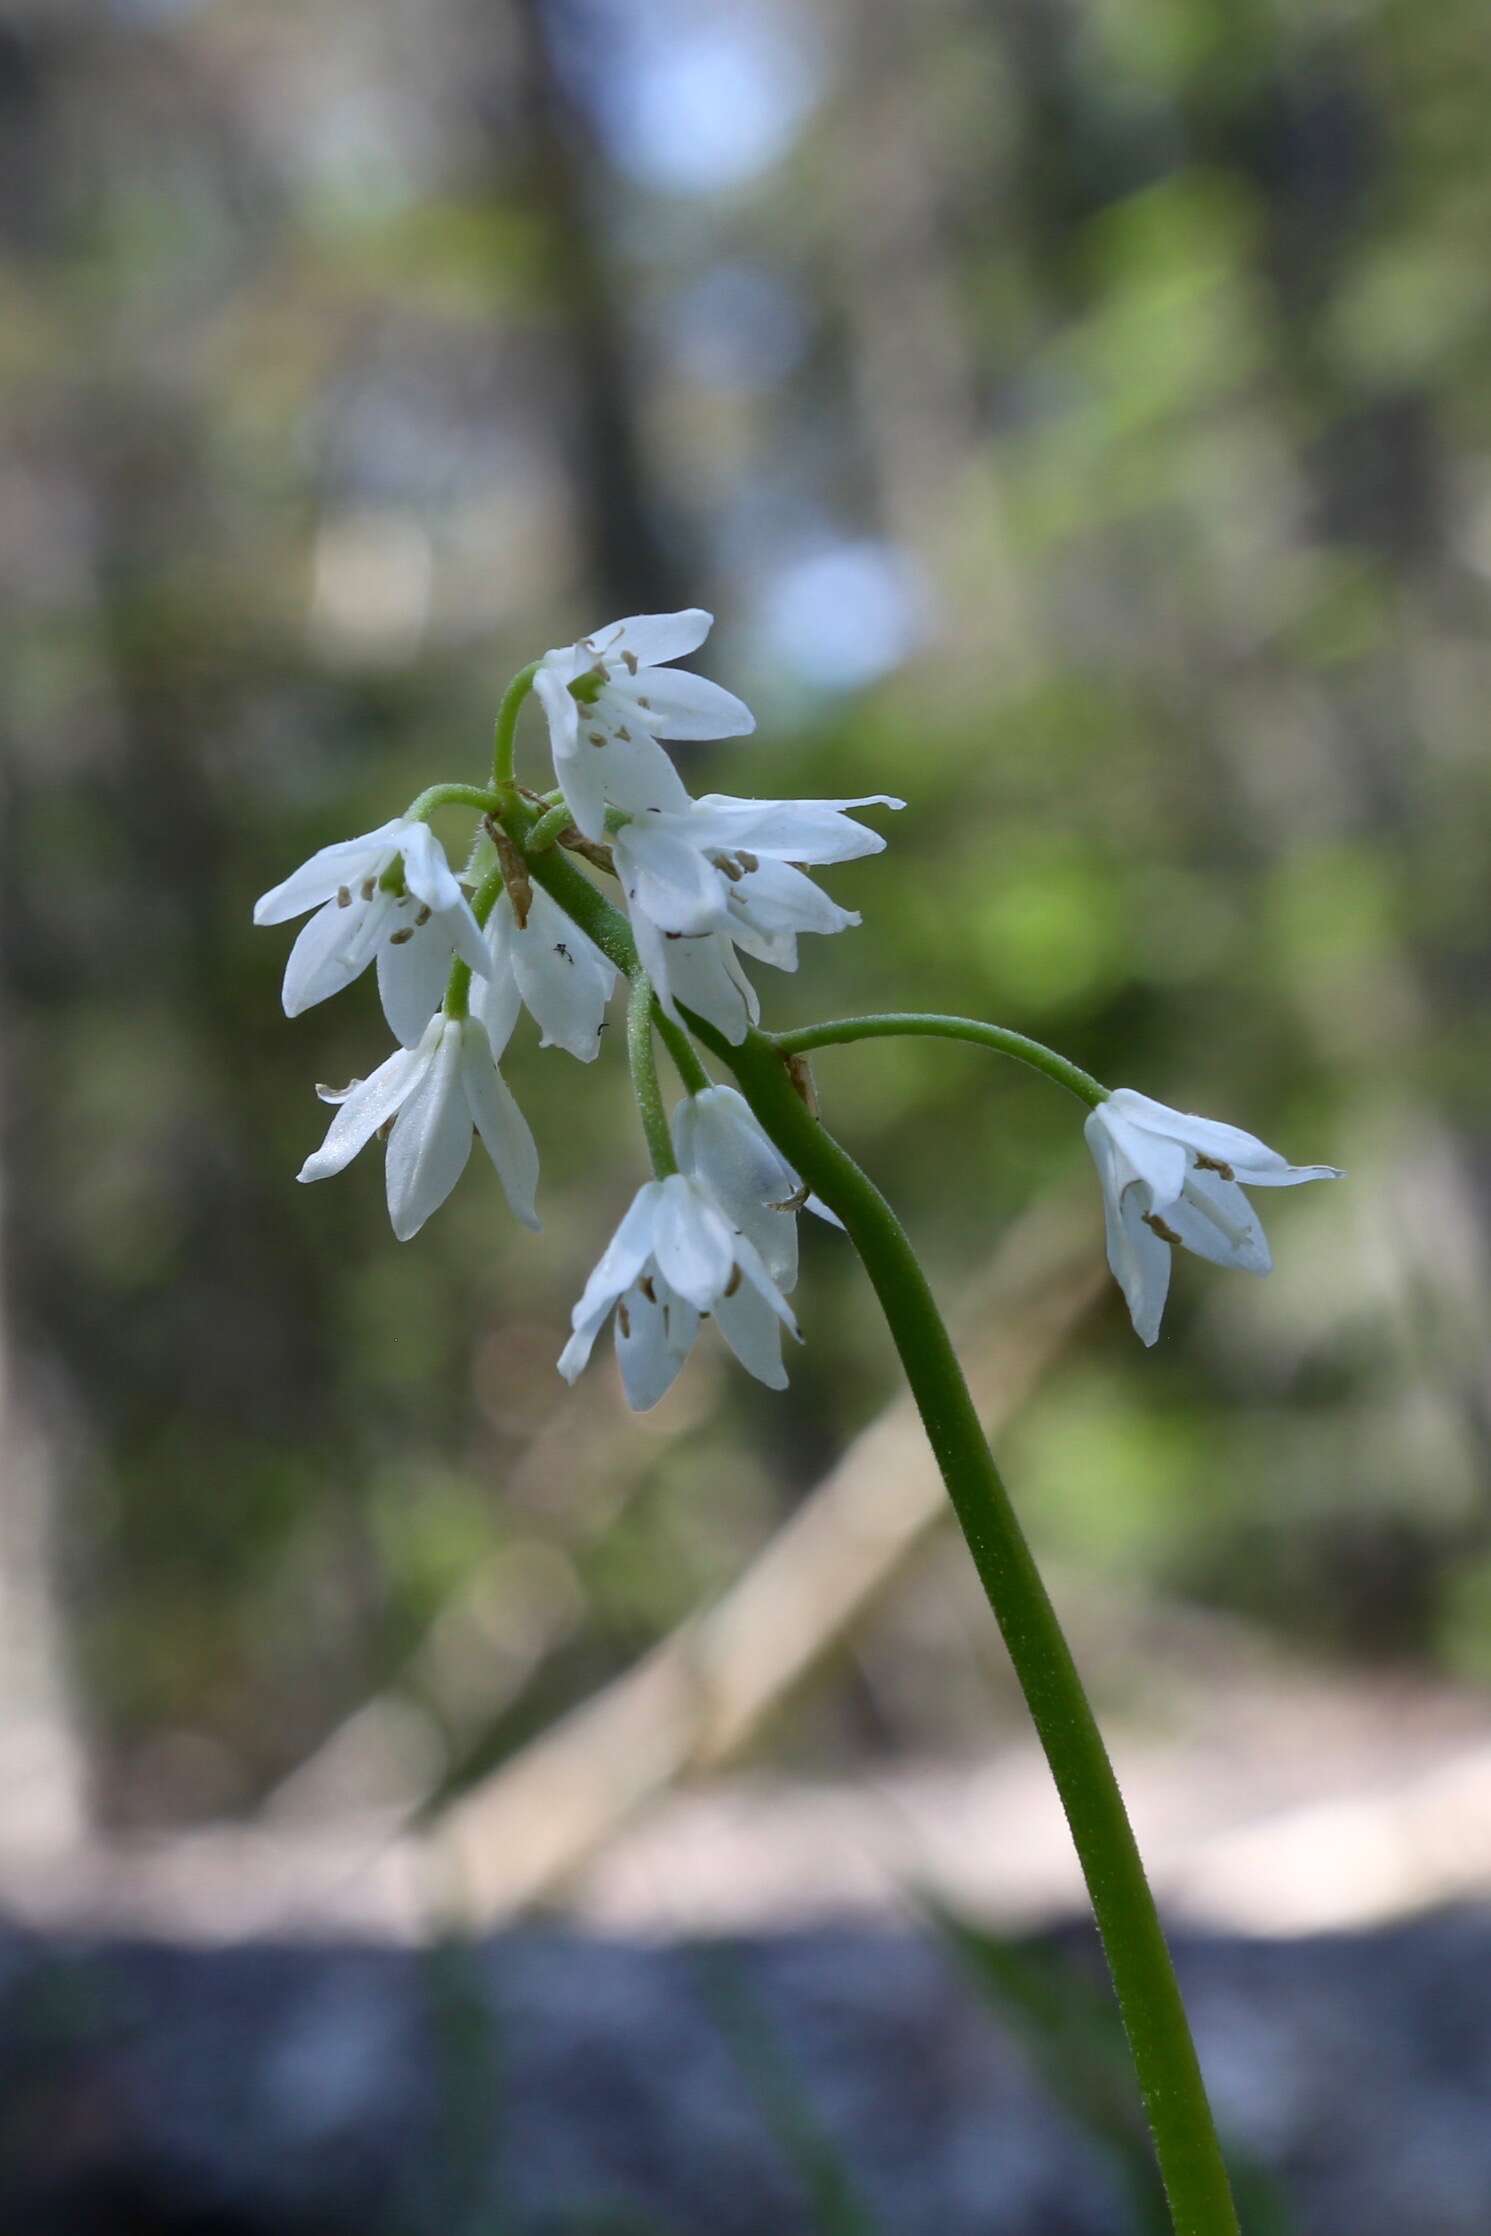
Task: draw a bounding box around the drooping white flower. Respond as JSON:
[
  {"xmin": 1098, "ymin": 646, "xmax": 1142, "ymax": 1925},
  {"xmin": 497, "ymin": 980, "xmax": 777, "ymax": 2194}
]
[
  {"xmin": 534, "ymin": 609, "xmax": 755, "ymax": 844},
  {"xmin": 472, "ymin": 883, "xmax": 618, "ymax": 1062},
  {"xmin": 1084, "ymin": 1088, "xmax": 1341, "ymax": 1345},
  {"xmin": 254, "ymin": 819, "xmax": 488, "ymax": 1048},
  {"xmin": 300, "ymin": 1014, "xmax": 539, "ymax": 1240},
  {"xmin": 672, "ymin": 1084, "xmax": 842, "ymax": 1294},
  {"xmin": 615, "ymin": 792, "xmax": 903, "ymax": 1041},
  {"xmin": 558, "ymin": 1171, "xmax": 798, "ymax": 1410}
]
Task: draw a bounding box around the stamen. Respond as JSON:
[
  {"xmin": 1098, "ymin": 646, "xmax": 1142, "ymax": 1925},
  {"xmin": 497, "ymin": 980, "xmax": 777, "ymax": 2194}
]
[
  {"xmin": 414, "ymin": 905, "xmax": 432, "ymax": 927},
  {"xmin": 617, "ymin": 1299, "xmax": 631, "ymax": 1339},
  {"xmin": 1142, "ymin": 1211, "xmax": 1183, "ymax": 1246},
  {"xmin": 336, "ymin": 885, "xmax": 352, "ymax": 908},
  {"xmin": 768, "ymin": 1183, "xmax": 810, "ymax": 1213},
  {"xmin": 1194, "ymin": 1152, "xmax": 1236, "ymax": 1181},
  {"xmin": 1180, "ymin": 1175, "xmax": 1251, "ymax": 1248},
  {"xmin": 621, "ymin": 649, "xmax": 639, "ymax": 675},
  {"xmin": 710, "ymin": 851, "xmax": 744, "ymax": 882},
  {"xmin": 639, "ymin": 1274, "xmax": 657, "ymax": 1303},
  {"xmin": 724, "ymin": 1264, "xmax": 743, "ymax": 1297},
  {"xmin": 735, "ymin": 850, "xmax": 759, "ymax": 874},
  {"xmin": 389, "ymin": 927, "xmax": 415, "ymax": 945},
  {"xmin": 588, "ymin": 730, "xmax": 606, "ymax": 747},
  {"xmin": 360, "ymin": 876, "xmax": 376, "ymax": 902}
]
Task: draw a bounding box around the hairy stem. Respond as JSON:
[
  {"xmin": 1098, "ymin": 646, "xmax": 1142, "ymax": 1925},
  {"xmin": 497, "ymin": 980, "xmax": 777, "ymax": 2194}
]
[
  {"xmin": 772, "ymin": 1013, "xmax": 1107, "ymax": 1109},
  {"xmin": 627, "ymin": 974, "xmax": 678, "ymax": 1178}
]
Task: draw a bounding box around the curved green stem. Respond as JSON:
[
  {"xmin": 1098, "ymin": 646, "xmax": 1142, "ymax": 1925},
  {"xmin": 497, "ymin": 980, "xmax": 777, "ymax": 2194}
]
[
  {"xmin": 628, "ymin": 974, "xmax": 678, "ymax": 1178},
  {"xmin": 492, "ymin": 661, "xmax": 541, "ymax": 790},
  {"xmin": 656, "ymin": 1010, "xmax": 710, "ymax": 1095},
  {"xmin": 773, "ymin": 1013, "xmax": 1107, "ymax": 1109},
  {"xmin": 525, "ymin": 801, "xmax": 577, "ymax": 855},
  {"xmin": 405, "ymin": 781, "xmax": 504, "ymax": 823},
  {"xmin": 508, "ymin": 834, "xmax": 1239, "ymax": 2236}
]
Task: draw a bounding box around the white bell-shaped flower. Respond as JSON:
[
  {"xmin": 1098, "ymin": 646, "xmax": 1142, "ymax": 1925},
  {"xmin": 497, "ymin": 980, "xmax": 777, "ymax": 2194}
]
[
  {"xmin": 615, "ymin": 792, "xmax": 902, "ymax": 1041},
  {"xmin": 672, "ymin": 1084, "xmax": 842, "ymax": 1291},
  {"xmin": 300, "ymin": 1014, "xmax": 539, "ymax": 1240},
  {"xmin": 1084, "ymin": 1088, "xmax": 1341, "ymax": 1345},
  {"xmin": 254, "ymin": 819, "xmax": 488, "ymax": 1048},
  {"xmin": 535, "ymin": 609, "xmax": 755, "ymax": 843},
  {"xmin": 473, "ymin": 884, "xmax": 618, "ymax": 1062},
  {"xmin": 558, "ymin": 1171, "xmax": 798, "ymax": 1410}
]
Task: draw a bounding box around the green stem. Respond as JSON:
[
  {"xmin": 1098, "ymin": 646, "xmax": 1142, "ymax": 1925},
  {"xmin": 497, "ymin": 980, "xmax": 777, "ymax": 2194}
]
[
  {"xmin": 492, "ymin": 661, "xmax": 540, "ymax": 790},
  {"xmin": 404, "ymin": 781, "xmax": 504, "ymax": 823},
  {"xmin": 525, "ymin": 801, "xmax": 577, "ymax": 855},
  {"xmin": 443, "ymin": 866, "xmax": 505, "ymax": 1023},
  {"xmin": 508, "ymin": 840, "xmax": 1239, "ymax": 2236},
  {"xmin": 627, "ymin": 974, "xmax": 678, "ymax": 1178},
  {"xmin": 773, "ymin": 1013, "xmax": 1107, "ymax": 1109},
  {"xmin": 656, "ymin": 1010, "xmax": 710, "ymax": 1095}
]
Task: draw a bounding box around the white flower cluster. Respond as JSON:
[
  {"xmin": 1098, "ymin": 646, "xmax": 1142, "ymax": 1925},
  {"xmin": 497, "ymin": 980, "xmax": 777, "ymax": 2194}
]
[{"xmin": 255, "ymin": 610, "xmax": 892, "ymax": 1404}]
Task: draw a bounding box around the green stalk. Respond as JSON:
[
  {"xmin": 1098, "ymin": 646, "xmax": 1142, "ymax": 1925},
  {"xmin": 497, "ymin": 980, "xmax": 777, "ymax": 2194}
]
[
  {"xmin": 514, "ymin": 833, "xmax": 1240, "ymax": 2236},
  {"xmin": 492, "ymin": 660, "xmax": 540, "ymax": 789},
  {"xmin": 773, "ymin": 1013, "xmax": 1107, "ymax": 1109},
  {"xmin": 627, "ymin": 974, "xmax": 678, "ymax": 1177}
]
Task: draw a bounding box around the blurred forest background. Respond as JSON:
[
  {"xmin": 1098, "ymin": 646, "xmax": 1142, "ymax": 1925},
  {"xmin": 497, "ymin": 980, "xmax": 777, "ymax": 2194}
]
[{"xmin": 1, "ymin": 0, "xmax": 1489, "ymax": 1938}]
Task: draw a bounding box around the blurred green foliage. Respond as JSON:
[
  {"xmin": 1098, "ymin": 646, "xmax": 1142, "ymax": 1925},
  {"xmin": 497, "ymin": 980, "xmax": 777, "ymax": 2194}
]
[{"xmin": 1, "ymin": 0, "xmax": 1488, "ymax": 1825}]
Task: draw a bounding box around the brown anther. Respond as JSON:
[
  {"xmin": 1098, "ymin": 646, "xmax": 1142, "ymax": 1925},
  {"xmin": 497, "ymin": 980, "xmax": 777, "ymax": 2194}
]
[
  {"xmin": 589, "ymin": 731, "xmax": 607, "ymax": 747},
  {"xmin": 414, "ymin": 904, "xmax": 432, "ymax": 928},
  {"xmin": 639, "ymin": 1274, "xmax": 657, "ymax": 1303},
  {"xmin": 621, "ymin": 649, "xmax": 639, "ymax": 675},
  {"xmin": 1194, "ymin": 1154, "xmax": 1235, "ymax": 1181},
  {"xmin": 785, "ymin": 1051, "xmax": 819, "ymax": 1119},
  {"xmin": 724, "ymin": 1264, "xmax": 743, "ymax": 1298},
  {"xmin": 1142, "ymin": 1211, "xmax": 1183, "ymax": 1246},
  {"xmin": 769, "ymin": 1183, "xmax": 811, "ymax": 1214},
  {"xmin": 376, "ymin": 1116, "xmax": 396, "ymax": 1140},
  {"xmin": 617, "ymin": 1300, "xmax": 631, "ymax": 1339},
  {"xmin": 636, "ymin": 694, "xmax": 651, "ymax": 708},
  {"xmin": 710, "ymin": 850, "xmax": 744, "ymax": 883},
  {"xmin": 389, "ymin": 926, "xmax": 416, "ymax": 945},
  {"xmin": 735, "ymin": 849, "xmax": 759, "ymax": 874},
  {"xmin": 616, "ymin": 725, "xmax": 631, "ymax": 741},
  {"xmin": 336, "ymin": 884, "xmax": 352, "ymax": 908},
  {"xmin": 360, "ymin": 876, "xmax": 376, "ymax": 902}
]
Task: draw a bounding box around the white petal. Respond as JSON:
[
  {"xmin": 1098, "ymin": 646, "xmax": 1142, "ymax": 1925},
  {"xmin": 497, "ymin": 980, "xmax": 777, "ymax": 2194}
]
[
  {"xmin": 1104, "ymin": 1090, "xmax": 1341, "ymax": 1193},
  {"xmin": 727, "ymin": 858, "xmax": 858, "ymax": 941},
  {"xmin": 460, "ymin": 1020, "xmax": 541, "ymax": 1229},
  {"xmin": 614, "ymin": 824, "xmax": 725, "ymax": 935},
  {"xmin": 1168, "ymin": 1168, "xmax": 1271, "ymax": 1274},
  {"xmin": 611, "ymin": 668, "xmax": 755, "ymax": 741},
  {"xmin": 658, "ymin": 927, "xmax": 759, "ymax": 1043},
  {"xmin": 1097, "ymin": 1106, "xmax": 1188, "ymax": 1212},
  {"xmin": 584, "ymin": 702, "xmax": 693, "ymax": 817},
  {"xmin": 376, "ymin": 911, "xmax": 453, "ymax": 1047},
  {"xmin": 724, "ymin": 1225, "xmax": 799, "ymax": 1335},
  {"xmin": 384, "ymin": 1022, "xmax": 472, "ymax": 1240},
  {"xmin": 252, "ymin": 823, "xmax": 402, "ymax": 925},
  {"xmin": 1113, "ymin": 1189, "xmax": 1173, "ymax": 1345},
  {"xmin": 713, "ymin": 1281, "xmax": 790, "ymax": 1390},
  {"xmin": 471, "ymin": 951, "xmax": 524, "ymax": 1058},
  {"xmin": 298, "ymin": 1030, "xmax": 435, "ymax": 1184},
  {"xmin": 565, "ymin": 1184, "xmax": 665, "ymax": 1345},
  {"xmin": 615, "ymin": 1279, "xmax": 699, "ymax": 1411},
  {"xmin": 507, "ymin": 888, "xmax": 616, "ymax": 1061},
  {"xmin": 688, "ymin": 795, "xmax": 903, "ymax": 862},
  {"xmin": 397, "ymin": 820, "xmax": 462, "ymax": 914},
  {"xmin": 649, "ymin": 1174, "xmax": 735, "ymax": 1310},
  {"xmin": 535, "ymin": 656, "xmax": 582, "ymax": 753},
  {"xmin": 282, "ymin": 896, "xmax": 369, "ymax": 1017},
  {"xmin": 589, "ymin": 609, "xmax": 712, "ymax": 667}
]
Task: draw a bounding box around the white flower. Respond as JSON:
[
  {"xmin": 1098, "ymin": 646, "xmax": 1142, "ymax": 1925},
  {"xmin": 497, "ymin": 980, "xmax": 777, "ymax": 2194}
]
[
  {"xmin": 534, "ymin": 609, "xmax": 755, "ymax": 844},
  {"xmin": 254, "ymin": 819, "xmax": 488, "ymax": 1048},
  {"xmin": 1084, "ymin": 1088, "xmax": 1341, "ymax": 1345},
  {"xmin": 473, "ymin": 884, "xmax": 618, "ymax": 1063},
  {"xmin": 672, "ymin": 1084, "xmax": 842, "ymax": 1293},
  {"xmin": 615, "ymin": 792, "xmax": 903, "ymax": 1041},
  {"xmin": 558, "ymin": 1171, "xmax": 798, "ymax": 1410},
  {"xmin": 299, "ymin": 1014, "xmax": 539, "ymax": 1240}
]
